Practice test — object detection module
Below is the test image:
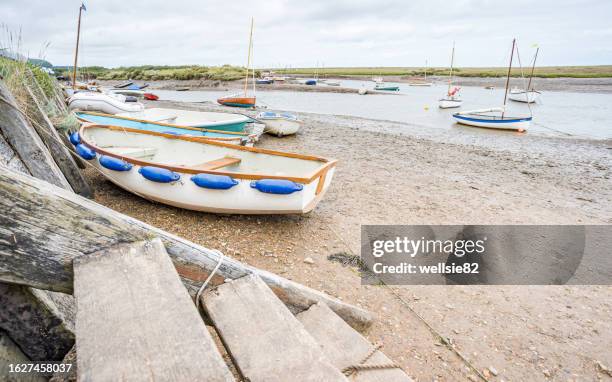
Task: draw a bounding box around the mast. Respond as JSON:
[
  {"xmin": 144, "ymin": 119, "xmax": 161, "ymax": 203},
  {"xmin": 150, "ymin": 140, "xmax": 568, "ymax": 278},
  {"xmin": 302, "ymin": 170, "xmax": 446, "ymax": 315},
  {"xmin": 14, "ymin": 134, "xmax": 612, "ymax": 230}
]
[
  {"xmin": 424, "ymin": 60, "xmax": 428, "ymax": 81},
  {"xmin": 447, "ymin": 42, "xmax": 455, "ymax": 96},
  {"xmin": 243, "ymin": 17, "xmax": 254, "ymax": 97},
  {"xmin": 527, "ymin": 47, "xmax": 539, "ymax": 91},
  {"xmin": 71, "ymin": 5, "xmax": 84, "ymax": 90},
  {"xmin": 502, "ymin": 38, "xmax": 516, "ymax": 117}
]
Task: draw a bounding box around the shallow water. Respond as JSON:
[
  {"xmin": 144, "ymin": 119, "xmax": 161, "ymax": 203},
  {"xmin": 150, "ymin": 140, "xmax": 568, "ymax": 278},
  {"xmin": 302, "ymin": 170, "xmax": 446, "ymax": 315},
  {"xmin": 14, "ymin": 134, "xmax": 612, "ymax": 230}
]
[{"xmin": 153, "ymin": 80, "xmax": 612, "ymax": 140}]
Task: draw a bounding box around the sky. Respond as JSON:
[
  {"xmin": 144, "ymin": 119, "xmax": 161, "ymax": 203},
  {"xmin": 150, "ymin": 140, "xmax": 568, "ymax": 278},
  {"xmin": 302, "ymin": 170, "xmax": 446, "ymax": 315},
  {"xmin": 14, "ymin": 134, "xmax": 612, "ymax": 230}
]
[{"xmin": 1, "ymin": 0, "xmax": 611, "ymax": 68}]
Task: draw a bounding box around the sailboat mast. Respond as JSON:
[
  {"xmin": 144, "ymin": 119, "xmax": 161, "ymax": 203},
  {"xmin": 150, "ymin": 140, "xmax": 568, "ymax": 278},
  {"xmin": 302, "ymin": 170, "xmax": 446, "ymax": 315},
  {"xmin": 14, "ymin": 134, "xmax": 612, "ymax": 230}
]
[
  {"xmin": 502, "ymin": 38, "xmax": 516, "ymax": 117},
  {"xmin": 71, "ymin": 6, "xmax": 83, "ymax": 90},
  {"xmin": 527, "ymin": 47, "xmax": 539, "ymax": 91},
  {"xmin": 447, "ymin": 42, "xmax": 455, "ymax": 95},
  {"xmin": 243, "ymin": 17, "xmax": 254, "ymax": 96},
  {"xmin": 424, "ymin": 60, "xmax": 428, "ymax": 81}
]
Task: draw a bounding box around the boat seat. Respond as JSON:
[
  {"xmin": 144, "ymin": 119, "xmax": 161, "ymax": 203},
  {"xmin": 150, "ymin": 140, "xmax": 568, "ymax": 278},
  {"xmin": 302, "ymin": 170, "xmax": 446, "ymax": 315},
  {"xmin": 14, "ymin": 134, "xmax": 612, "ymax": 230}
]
[
  {"xmin": 106, "ymin": 146, "xmax": 158, "ymax": 159},
  {"xmin": 192, "ymin": 156, "xmax": 241, "ymax": 171}
]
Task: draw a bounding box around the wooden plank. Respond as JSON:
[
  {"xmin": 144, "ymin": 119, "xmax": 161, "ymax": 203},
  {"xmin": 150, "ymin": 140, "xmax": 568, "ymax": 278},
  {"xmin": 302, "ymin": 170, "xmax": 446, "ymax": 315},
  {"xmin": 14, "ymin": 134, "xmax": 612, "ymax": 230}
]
[
  {"xmin": 192, "ymin": 156, "xmax": 241, "ymax": 170},
  {"xmin": 297, "ymin": 302, "xmax": 413, "ymax": 382},
  {"xmin": 202, "ymin": 274, "xmax": 347, "ymax": 382},
  {"xmin": 0, "ymin": 81, "xmax": 72, "ymax": 190},
  {"xmin": 0, "ymin": 283, "xmax": 75, "ymax": 361},
  {"xmin": 0, "ymin": 330, "xmax": 47, "ymax": 382},
  {"xmin": 0, "ymin": 165, "xmax": 372, "ymax": 331},
  {"xmin": 22, "ymin": 86, "xmax": 92, "ymax": 197},
  {"xmin": 74, "ymin": 238, "xmax": 234, "ymax": 382}
]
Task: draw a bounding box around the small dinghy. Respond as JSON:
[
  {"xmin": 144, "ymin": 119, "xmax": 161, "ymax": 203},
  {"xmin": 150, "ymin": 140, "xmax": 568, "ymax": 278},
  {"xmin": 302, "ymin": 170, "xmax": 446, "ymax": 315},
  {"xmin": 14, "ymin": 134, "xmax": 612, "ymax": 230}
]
[
  {"xmin": 304, "ymin": 79, "xmax": 317, "ymax": 86},
  {"xmin": 73, "ymin": 124, "xmax": 337, "ymax": 214},
  {"xmin": 75, "ymin": 111, "xmax": 258, "ymax": 145},
  {"xmin": 256, "ymin": 111, "xmax": 303, "ymax": 137},
  {"xmin": 256, "ymin": 78, "xmax": 273, "ymax": 84},
  {"xmin": 118, "ymin": 107, "xmax": 253, "ymax": 132},
  {"xmin": 143, "ymin": 92, "xmax": 159, "ymax": 101},
  {"xmin": 68, "ymin": 92, "xmax": 144, "ymax": 114},
  {"xmin": 325, "ymin": 80, "xmax": 340, "ymax": 86},
  {"xmin": 217, "ymin": 95, "xmax": 256, "ymax": 108},
  {"xmin": 374, "ymin": 84, "xmax": 400, "ymax": 91},
  {"xmin": 452, "ymin": 108, "xmax": 531, "ymax": 131}
]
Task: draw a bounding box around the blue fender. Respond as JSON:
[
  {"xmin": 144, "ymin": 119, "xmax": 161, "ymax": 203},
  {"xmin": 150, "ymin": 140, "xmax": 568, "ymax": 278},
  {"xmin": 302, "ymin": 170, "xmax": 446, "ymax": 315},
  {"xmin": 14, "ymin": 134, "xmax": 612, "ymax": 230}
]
[
  {"xmin": 99, "ymin": 155, "xmax": 133, "ymax": 172},
  {"xmin": 250, "ymin": 179, "xmax": 303, "ymax": 194},
  {"xmin": 75, "ymin": 144, "xmax": 96, "ymax": 160},
  {"xmin": 191, "ymin": 174, "xmax": 238, "ymax": 189},
  {"xmin": 69, "ymin": 131, "xmax": 80, "ymax": 145},
  {"xmin": 138, "ymin": 166, "xmax": 180, "ymax": 183}
]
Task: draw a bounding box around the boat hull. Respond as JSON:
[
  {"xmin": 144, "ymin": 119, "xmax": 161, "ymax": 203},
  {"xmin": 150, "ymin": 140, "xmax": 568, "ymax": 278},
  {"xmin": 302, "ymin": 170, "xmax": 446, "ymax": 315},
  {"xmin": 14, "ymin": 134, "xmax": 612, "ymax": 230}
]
[
  {"xmin": 408, "ymin": 82, "xmax": 433, "ymax": 87},
  {"xmin": 75, "ymin": 112, "xmax": 257, "ymax": 145},
  {"xmin": 508, "ymin": 90, "xmax": 540, "ymax": 103},
  {"xmin": 217, "ymin": 96, "xmax": 256, "ymax": 108},
  {"xmin": 257, "ymin": 113, "xmax": 303, "ymax": 136},
  {"xmin": 452, "ymin": 114, "xmax": 531, "ymax": 131},
  {"xmin": 68, "ymin": 92, "xmax": 144, "ymax": 114},
  {"xmin": 77, "ymin": 125, "xmax": 337, "ymax": 214},
  {"xmin": 118, "ymin": 108, "xmax": 251, "ymax": 132},
  {"xmin": 374, "ymin": 86, "xmax": 400, "ymax": 91},
  {"xmin": 438, "ymin": 98, "xmax": 463, "ymax": 109}
]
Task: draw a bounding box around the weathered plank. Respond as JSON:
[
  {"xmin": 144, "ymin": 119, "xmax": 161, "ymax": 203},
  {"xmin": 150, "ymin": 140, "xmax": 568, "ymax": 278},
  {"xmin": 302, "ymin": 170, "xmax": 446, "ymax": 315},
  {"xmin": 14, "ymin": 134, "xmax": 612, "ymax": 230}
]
[
  {"xmin": 74, "ymin": 238, "xmax": 234, "ymax": 382},
  {"xmin": 0, "ymin": 283, "xmax": 75, "ymax": 361},
  {"xmin": 0, "ymin": 330, "xmax": 47, "ymax": 382},
  {"xmin": 0, "ymin": 81, "xmax": 71, "ymax": 190},
  {"xmin": 0, "ymin": 164, "xmax": 372, "ymax": 331},
  {"xmin": 202, "ymin": 274, "xmax": 347, "ymax": 382},
  {"xmin": 22, "ymin": 85, "xmax": 92, "ymax": 197},
  {"xmin": 297, "ymin": 302, "xmax": 413, "ymax": 382}
]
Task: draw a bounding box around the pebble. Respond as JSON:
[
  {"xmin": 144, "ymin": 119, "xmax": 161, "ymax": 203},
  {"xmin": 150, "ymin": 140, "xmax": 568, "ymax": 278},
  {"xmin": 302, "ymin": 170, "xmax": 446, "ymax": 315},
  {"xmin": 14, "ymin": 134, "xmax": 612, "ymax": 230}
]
[
  {"xmin": 489, "ymin": 366, "xmax": 499, "ymax": 376},
  {"xmin": 543, "ymin": 369, "xmax": 551, "ymax": 377},
  {"xmin": 303, "ymin": 257, "xmax": 315, "ymax": 264}
]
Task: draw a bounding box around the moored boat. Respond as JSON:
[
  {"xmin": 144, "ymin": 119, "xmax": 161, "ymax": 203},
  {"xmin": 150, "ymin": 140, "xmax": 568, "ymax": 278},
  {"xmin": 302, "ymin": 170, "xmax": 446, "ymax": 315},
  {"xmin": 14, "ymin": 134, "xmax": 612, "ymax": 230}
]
[
  {"xmin": 143, "ymin": 92, "xmax": 159, "ymax": 101},
  {"xmin": 73, "ymin": 124, "xmax": 337, "ymax": 214},
  {"xmin": 256, "ymin": 111, "xmax": 303, "ymax": 137},
  {"xmin": 508, "ymin": 88, "xmax": 540, "ymax": 103},
  {"xmin": 304, "ymin": 79, "xmax": 317, "ymax": 85},
  {"xmin": 75, "ymin": 111, "xmax": 258, "ymax": 145},
  {"xmin": 256, "ymin": 78, "xmax": 273, "ymax": 85},
  {"xmin": 325, "ymin": 80, "xmax": 340, "ymax": 86},
  {"xmin": 452, "ymin": 108, "xmax": 531, "ymax": 131},
  {"xmin": 107, "ymin": 88, "xmax": 145, "ymax": 97},
  {"xmin": 68, "ymin": 92, "xmax": 144, "ymax": 114},
  {"xmin": 217, "ymin": 95, "xmax": 257, "ymax": 108},
  {"xmin": 374, "ymin": 84, "xmax": 400, "ymax": 91},
  {"xmin": 118, "ymin": 107, "xmax": 252, "ymax": 132},
  {"xmin": 439, "ymin": 42, "xmax": 463, "ymax": 109}
]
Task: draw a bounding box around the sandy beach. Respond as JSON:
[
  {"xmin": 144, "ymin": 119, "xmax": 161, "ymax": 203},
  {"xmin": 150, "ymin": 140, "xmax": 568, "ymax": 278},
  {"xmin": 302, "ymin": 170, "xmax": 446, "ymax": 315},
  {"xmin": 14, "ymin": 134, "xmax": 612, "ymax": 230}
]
[{"xmin": 81, "ymin": 98, "xmax": 612, "ymax": 381}]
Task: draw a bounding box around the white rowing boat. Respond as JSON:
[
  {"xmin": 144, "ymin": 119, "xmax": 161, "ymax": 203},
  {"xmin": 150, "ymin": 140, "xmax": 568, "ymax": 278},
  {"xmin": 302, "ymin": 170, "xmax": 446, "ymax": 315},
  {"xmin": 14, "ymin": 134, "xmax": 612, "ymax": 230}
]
[
  {"xmin": 439, "ymin": 42, "xmax": 463, "ymax": 109},
  {"xmin": 73, "ymin": 124, "xmax": 336, "ymax": 214},
  {"xmin": 256, "ymin": 111, "xmax": 303, "ymax": 137},
  {"xmin": 68, "ymin": 92, "xmax": 144, "ymax": 114},
  {"xmin": 508, "ymin": 88, "xmax": 540, "ymax": 103},
  {"xmin": 452, "ymin": 107, "xmax": 531, "ymax": 131}
]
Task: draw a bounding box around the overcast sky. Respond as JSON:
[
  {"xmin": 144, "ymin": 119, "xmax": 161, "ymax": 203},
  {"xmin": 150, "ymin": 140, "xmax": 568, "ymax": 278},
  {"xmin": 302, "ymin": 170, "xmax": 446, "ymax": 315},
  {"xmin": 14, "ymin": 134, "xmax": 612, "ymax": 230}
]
[{"xmin": 2, "ymin": 0, "xmax": 611, "ymax": 68}]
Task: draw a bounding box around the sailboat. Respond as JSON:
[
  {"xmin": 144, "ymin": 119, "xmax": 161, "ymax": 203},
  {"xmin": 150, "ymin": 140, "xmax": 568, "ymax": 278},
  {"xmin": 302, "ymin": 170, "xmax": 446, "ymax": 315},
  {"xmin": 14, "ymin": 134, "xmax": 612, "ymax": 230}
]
[
  {"xmin": 218, "ymin": 18, "xmax": 257, "ymax": 108},
  {"xmin": 439, "ymin": 42, "xmax": 462, "ymax": 109},
  {"xmin": 453, "ymin": 39, "xmax": 531, "ymax": 132},
  {"xmin": 408, "ymin": 60, "xmax": 433, "ymax": 86},
  {"xmin": 509, "ymin": 46, "xmax": 541, "ymax": 103}
]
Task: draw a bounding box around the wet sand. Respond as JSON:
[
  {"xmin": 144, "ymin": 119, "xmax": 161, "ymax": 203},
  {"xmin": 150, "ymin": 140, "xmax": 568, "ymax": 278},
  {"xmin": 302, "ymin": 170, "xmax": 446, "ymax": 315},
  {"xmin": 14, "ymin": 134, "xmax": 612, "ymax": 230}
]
[{"xmin": 83, "ymin": 99, "xmax": 612, "ymax": 381}]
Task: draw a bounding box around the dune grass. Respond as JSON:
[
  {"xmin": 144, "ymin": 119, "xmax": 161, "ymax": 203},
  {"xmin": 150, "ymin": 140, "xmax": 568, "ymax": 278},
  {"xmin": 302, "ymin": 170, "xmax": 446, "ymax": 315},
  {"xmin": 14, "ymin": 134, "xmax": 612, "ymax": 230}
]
[{"xmin": 271, "ymin": 66, "xmax": 612, "ymax": 78}]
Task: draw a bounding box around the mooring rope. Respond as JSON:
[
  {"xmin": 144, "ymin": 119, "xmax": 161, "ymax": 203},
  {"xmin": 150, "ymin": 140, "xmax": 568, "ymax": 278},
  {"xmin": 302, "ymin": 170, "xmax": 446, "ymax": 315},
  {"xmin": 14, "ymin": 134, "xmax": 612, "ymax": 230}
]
[
  {"xmin": 195, "ymin": 250, "xmax": 225, "ymax": 311},
  {"xmin": 342, "ymin": 342, "xmax": 402, "ymax": 376}
]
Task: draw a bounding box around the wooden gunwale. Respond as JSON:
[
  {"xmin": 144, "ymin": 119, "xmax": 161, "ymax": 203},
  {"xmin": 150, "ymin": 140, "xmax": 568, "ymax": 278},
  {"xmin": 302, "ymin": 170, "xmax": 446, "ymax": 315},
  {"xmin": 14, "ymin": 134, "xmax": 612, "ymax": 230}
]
[
  {"xmin": 75, "ymin": 111, "xmax": 254, "ymax": 137},
  {"xmin": 79, "ymin": 124, "xmax": 338, "ymax": 183}
]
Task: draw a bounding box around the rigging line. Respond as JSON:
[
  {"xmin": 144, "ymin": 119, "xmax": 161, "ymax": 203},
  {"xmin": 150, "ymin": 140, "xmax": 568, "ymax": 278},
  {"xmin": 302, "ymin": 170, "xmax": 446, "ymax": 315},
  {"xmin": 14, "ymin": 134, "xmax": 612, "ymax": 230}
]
[{"xmin": 514, "ymin": 42, "xmax": 532, "ymax": 115}]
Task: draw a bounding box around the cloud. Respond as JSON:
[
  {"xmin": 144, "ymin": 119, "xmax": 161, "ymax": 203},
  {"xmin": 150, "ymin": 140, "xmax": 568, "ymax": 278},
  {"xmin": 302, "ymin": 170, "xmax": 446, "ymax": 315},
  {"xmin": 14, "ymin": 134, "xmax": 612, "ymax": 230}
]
[{"xmin": 1, "ymin": 0, "xmax": 611, "ymax": 67}]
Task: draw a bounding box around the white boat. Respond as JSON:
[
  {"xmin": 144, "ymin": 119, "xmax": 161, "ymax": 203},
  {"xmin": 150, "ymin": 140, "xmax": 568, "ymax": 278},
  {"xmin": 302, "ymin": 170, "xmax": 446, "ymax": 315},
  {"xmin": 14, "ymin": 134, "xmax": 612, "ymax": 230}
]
[
  {"xmin": 74, "ymin": 124, "xmax": 336, "ymax": 214},
  {"xmin": 358, "ymin": 87, "xmax": 368, "ymax": 95},
  {"xmin": 452, "ymin": 39, "xmax": 532, "ymax": 132},
  {"xmin": 371, "ymin": 76, "xmax": 383, "ymax": 83},
  {"xmin": 508, "ymin": 88, "xmax": 541, "ymax": 103},
  {"xmin": 256, "ymin": 112, "xmax": 303, "ymax": 137},
  {"xmin": 118, "ymin": 108, "xmax": 252, "ymax": 132},
  {"xmin": 453, "ymin": 107, "xmax": 531, "ymax": 131},
  {"xmin": 68, "ymin": 92, "xmax": 144, "ymax": 114},
  {"xmin": 439, "ymin": 42, "xmax": 463, "ymax": 109},
  {"xmin": 326, "ymin": 80, "xmax": 341, "ymax": 86},
  {"xmin": 509, "ymin": 47, "xmax": 541, "ymax": 104}
]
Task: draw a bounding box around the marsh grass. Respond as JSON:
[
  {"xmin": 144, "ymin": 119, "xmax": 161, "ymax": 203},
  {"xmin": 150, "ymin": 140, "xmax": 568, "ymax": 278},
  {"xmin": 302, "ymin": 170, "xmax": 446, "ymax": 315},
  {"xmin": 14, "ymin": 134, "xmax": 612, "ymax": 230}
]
[
  {"xmin": 273, "ymin": 66, "xmax": 612, "ymax": 78},
  {"xmin": 55, "ymin": 64, "xmax": 260, "ymax": 82}
]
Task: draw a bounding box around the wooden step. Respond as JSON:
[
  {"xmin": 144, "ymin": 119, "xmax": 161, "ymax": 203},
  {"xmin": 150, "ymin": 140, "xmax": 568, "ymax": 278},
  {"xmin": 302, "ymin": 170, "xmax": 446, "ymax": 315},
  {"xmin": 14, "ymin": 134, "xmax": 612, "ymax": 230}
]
[
  {"xmin": 73, "ymin": 238, "xmax": 234, "ymax": 382},
  {"xmin": 201, "ymin": 274, "xmax": 347, "ymax": 382},
  {"xmin": 297, "ymin": 302, "xmax": 413, "ymax": 382}
]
